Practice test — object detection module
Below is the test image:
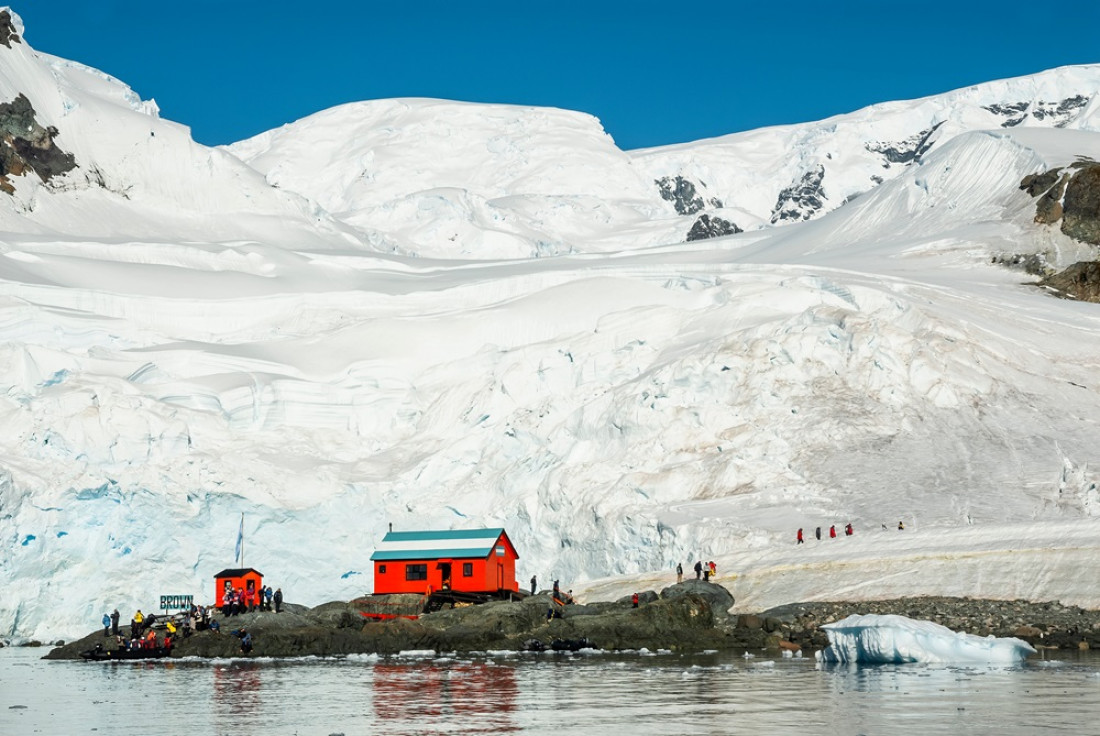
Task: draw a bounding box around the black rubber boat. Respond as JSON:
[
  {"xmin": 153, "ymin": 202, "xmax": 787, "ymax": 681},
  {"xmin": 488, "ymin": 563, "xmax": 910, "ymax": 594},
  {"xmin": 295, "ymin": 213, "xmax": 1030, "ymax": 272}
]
[{"xmin": 80, "ymin": 645, "xmax": 174, "ymax": 661}]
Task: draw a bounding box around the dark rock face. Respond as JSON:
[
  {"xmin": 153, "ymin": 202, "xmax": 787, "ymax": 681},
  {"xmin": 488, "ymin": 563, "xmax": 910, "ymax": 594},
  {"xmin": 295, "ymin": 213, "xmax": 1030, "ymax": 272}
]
[
  {"xmin": 1020, "ymin": 168, "xmax": 1063, "ymax": 197},
  {"xmin": 984, "ymin": 101, "xmax": 1030, "ymax": 128},
  {"xmin": 1035, "ymin": 174, "xmax": 1070, "ymax": 224},
  {"xmin": 656, "ymin": 175, "xmax": 708, "ymax": 215},
  {"xmin": 1019, "ymin": 163, "xmax": 1100, "ymax": 246},
  {"xmin": 771, "ymin": 165, "xmax": 826, "ymax": 223},
  {"xmin": 865, "ymin": 122, "xmax": 942, "ymax": 167},
  {"xmin": 686, "ymin": 213, "xmax": 742, "ymax": 241},
  {"xmin": 991, "ymin": 252, "xmax": 1051, "ymax": 277},
  {"xmin": 0, "ymin": 10, "xmax": 20, "ymax": 48},
  {"xmin": 1061, "ymin": 165, "xmax": 1100, "ymax": 244},
  {"xmin": 0, "ymin": 93, "xmax": 78, "ymax": 194},
  {"xmin": 1032, "ymin": 95, "xmax": 1091, "ymax": 127},
  {"xmin": 984, "ymin": 96, "xmax": 1091, "ymax": 128},
  {"xmin": 1039, "ymin": 261, "xmax": 1100, "ymax": 303}
]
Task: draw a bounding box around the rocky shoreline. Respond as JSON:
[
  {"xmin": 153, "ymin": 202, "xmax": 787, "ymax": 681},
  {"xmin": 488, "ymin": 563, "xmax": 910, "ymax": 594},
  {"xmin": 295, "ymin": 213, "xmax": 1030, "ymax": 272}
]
[{"xmin": 42, "ymin": 582, "xmax": 1100, "ymax": 660}]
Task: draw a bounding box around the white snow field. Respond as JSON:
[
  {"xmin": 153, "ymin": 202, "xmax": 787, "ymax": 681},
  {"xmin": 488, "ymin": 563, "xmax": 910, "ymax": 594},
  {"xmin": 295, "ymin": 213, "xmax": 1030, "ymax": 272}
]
[
  {"xmin": 0, "ymin": 7, "xmax": 1098, "ymax": 640},
  {"xmin": 816, "ymin": 614, "xmax": 1037, "ymax": 664}
]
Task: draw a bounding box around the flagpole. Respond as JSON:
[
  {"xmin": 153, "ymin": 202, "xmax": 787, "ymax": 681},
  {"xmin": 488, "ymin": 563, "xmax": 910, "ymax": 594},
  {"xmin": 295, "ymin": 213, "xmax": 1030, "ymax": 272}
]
[{"xmin": 235, "ymin": 512, "xmax": 245, "ymax": 567}]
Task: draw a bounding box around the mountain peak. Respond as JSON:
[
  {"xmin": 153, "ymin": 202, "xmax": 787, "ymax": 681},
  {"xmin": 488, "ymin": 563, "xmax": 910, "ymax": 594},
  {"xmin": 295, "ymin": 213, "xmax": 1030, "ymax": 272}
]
[{"xmin": 0, "ymin": 8, "xmax": 22, "ymax": 48}]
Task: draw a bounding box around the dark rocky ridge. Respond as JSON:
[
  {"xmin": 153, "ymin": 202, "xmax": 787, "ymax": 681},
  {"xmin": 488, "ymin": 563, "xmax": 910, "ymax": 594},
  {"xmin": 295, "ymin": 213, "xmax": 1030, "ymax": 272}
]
[
  {"xmin": 865, "ymin": 122, "xmax": 943, "ymax": 167},
  {"xmin": 655, "ymin": 175, "xmax": 723, "ymax": 216},
  {"xmin": 771, "ymin": 165, "xmax": 826, "ymax": 223},
  {"xmin": 687, "ymin": 213, "xmax": 741, "ymax": 242},
  {"xmin": 984, "ymin": 96, "xmax": 1091, "ymax": 128},
  {"xmin": 1038, "ymin": 261, "xmax": 1100, "ymax": 302},
  {"xmin": 43, "ymin": 587, "xmax": 1100, "ymax": 660},
  {"xmin": 0, "ymin": 10, "xmax": 20, "ymax": 48},
  {"xmin": 0, "ymin": 93, "xmax": 78, "ymax": 194},
  {"xmin": 1020, "ymin": 161, "xmax": 1100, "ymax": 245}
]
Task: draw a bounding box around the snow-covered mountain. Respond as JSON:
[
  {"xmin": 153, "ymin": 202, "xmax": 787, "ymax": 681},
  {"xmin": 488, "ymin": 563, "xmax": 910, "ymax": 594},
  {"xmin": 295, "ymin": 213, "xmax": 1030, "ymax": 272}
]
[{"xmin": 1, "ymin": 6, "xmax": 1098, "ymax": 641}]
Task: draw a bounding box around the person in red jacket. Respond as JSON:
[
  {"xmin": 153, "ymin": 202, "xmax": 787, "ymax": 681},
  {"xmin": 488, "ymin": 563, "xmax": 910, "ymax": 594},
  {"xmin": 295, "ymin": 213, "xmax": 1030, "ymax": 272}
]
[
  {"xmin": 797, "ymin": 528, "xmax": 804, "ymax": 544},
  {"xmin": 631, "ymin": 592, "xmax": 639, "ymax": 608},
  {"xmin": 845, "ymin": 523, "xmax": 853, "ymax": 536},
  {"xmin": 829, "ymin": 525, "xmax": 837, "ymax": 538}
]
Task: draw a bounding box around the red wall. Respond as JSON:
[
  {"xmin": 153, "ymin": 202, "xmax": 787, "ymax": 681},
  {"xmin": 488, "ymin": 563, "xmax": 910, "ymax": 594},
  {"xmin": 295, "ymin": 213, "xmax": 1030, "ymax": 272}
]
[
  {"xmin": 373, "ymin": 534, "xmax": 519, "ymax": 595},
  {"xmin": 214, "ymin": 572, "xmax": 264, "ymax": 606}
]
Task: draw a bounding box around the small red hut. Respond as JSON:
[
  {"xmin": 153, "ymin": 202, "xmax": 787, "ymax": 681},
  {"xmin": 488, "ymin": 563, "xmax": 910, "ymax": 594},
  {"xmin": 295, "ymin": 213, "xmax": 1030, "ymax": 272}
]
[
  {"xmin": 213, "ymin": 567, "xmax": 264, "ymax": 607},
  {"xmin": 371, "ymin": 528, "xmax": 519, "ymax": 596}
]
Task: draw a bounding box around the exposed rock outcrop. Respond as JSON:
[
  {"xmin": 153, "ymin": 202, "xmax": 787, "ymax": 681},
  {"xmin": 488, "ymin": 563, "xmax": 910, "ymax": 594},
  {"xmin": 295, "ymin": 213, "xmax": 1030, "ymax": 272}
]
[
  {"xmin": 865, "ymin": 122, "xmax": 942, "ymax": 167},
  {"xmin": 686, "ymin": 213, "xmax": 741, "ymax": 241},
  {"xmin": 1038, "ymin": 261, "xmax": 1100, "ymax": 302},
  {"xmin": 1061, "ymin": 165, "xmax": 1100, "ymax": 244},
  {"xmin": 984, "ymin": 96, "xmax": 1092, "ymax": 128},
  {"xmin": 1020, "ymin": 163, "xmax": 1100, "ymax": 246},
  {"xmin": 0, "ymin": 93, "xmax": 78, "ymax": 194},
  {"xmin": 0, "ymin": 10, "xmax": 21, "ymax": 48},
  {"xmin": 655, "ymin": 175, "xmax": 723, "ymax": 216},
  {"xmin": 45, "ymin": 582, "xmax": 744, "ymax": 659},
  {"xmin": 771, "ymin": 165, "xmax": 826, "ymax": 223}
]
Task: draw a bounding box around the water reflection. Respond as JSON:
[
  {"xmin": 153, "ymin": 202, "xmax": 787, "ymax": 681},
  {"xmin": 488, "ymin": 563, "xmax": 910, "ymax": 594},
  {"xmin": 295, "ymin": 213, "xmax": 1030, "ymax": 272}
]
[
  {"xmin": 2, "ymin": 648, "xmax": 1099, "ymax": 736},
  {"xmin": 212, "ymin": 661, "xmax": 263, "ymax": 728},
  {"xmin": 373, "ymin": 661, "xmax": 519, "ymax": 733}
]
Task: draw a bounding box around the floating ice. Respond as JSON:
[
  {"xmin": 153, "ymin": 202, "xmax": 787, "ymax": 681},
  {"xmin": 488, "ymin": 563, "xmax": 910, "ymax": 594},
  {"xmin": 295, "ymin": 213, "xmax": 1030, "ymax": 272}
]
[{"xmin": 816, "ymin": 614, "xmax": 1036, "ymax": 665}]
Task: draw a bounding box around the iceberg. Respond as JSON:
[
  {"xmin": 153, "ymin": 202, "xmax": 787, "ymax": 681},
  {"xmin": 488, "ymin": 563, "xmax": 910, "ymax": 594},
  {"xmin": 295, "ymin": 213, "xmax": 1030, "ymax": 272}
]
[{"xmin": 816, "ymin": 614, "xmax": 1036, "ymax": 665}]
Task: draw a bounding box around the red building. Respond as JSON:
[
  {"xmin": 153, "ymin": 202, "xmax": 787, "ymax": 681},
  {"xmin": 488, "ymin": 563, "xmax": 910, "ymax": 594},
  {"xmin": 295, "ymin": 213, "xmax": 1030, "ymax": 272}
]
[
  {"xmin": 213, "ymin": 567, "xmax": 264, "ymax": 607},
  {"xmin": 370, "ymin": 528, "xmax": 519, "ymax": 596}
]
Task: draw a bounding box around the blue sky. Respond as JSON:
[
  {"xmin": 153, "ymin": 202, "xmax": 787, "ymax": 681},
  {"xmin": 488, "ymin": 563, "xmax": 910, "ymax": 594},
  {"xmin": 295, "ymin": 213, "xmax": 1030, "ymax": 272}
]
[{"xmin": 14, "ymin": 1, "xmax": 1100, "ymax": 150}]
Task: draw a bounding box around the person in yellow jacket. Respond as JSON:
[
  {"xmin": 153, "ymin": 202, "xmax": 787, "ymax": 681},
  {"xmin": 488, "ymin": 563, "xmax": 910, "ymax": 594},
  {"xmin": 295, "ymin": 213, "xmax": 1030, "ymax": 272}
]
[{"xmin": 133, "ymin": 609, "xmax": 144, "ymax": 635}]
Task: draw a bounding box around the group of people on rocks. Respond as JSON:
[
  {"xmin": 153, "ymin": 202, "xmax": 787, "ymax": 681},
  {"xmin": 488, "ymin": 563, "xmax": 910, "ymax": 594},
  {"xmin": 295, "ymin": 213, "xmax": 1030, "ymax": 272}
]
[
  {"xmin": 98, "ymin": 588, "xmax": 282, "ymax": 655},
  {"xmin": 796, "ymin": 523, "xmax": 857, "ymax": 544},
  {"xmin": 221, "ymin": 584, "xmax": 282, "ymax": 616}
]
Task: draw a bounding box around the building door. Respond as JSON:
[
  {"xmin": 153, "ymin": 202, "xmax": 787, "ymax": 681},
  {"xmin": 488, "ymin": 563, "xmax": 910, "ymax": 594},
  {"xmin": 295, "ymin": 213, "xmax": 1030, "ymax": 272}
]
[
  {"xmin": 438, "ymin": 562, "xmax": 452, "ymax": 590},
  {"xmin": 496, "ymin": 562, "xmax": 503, "ymax": 590}
]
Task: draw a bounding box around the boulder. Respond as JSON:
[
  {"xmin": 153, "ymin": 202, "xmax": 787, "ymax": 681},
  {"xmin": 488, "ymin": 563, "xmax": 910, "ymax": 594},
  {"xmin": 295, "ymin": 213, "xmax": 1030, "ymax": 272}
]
[
  {"xmin": 660, "ymin": 580, "xmax": 735, "ymax": 622},
  {"xmin": 1039, "ymin": 261, "xmax": 1100, "ymax": 303},
  {"xmin": 1061, "ymin": 165, "xmax": 1100, "ymax": 244}
]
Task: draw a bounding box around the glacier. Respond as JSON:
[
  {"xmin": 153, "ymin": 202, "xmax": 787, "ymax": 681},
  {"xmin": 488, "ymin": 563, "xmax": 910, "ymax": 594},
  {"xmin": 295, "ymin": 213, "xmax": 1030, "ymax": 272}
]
[
  {"xmin": 0, "ymin": 6, "xmax": 1099, "ymax": 642},
  {"xmin": 817, "ymin": 614, "xmax": 1037, "ymax": 665}
]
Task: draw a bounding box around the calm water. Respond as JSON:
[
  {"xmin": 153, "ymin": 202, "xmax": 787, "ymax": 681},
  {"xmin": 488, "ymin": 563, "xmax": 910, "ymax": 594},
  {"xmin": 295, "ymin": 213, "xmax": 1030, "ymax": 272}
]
[{"xmin": 1, "ymin": 646, "xmax": 1098, "ymax": 735}]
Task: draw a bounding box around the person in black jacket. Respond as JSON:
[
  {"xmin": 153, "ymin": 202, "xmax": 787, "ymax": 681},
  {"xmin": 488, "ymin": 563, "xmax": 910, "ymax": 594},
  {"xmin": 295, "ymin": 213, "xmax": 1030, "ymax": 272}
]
[{"xmin": 273, "ymin": 588, "xmax": 283, "ymax": 613}]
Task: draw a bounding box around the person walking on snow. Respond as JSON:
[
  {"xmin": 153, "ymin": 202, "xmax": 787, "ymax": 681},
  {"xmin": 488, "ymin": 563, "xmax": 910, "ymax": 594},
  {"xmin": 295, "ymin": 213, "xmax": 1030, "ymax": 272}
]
[
  {"xmin": 845, "ymin": 523, "xmax": 853, "ymax": 536},
  {"xmin": 815, "ymin": 526, "xmax": 821, "ymax": 540},
  {"xmin": 829, "ymin": 525, "xmax": 837, "ymax": 539},
  {"xmin": 797, "ymin": 528, "xmax": 804, "ymax": 544}
]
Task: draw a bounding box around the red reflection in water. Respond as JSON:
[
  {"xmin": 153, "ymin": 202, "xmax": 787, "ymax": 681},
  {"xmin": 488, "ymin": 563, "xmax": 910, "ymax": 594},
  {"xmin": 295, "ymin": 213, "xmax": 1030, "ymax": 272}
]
[
  {"xmin": 373, "ymin": 662, "xmax": 519, "ymax": 732},
  {"xmin": 212, "ymin": 662, "xmax": 263, "ymax": 720}
]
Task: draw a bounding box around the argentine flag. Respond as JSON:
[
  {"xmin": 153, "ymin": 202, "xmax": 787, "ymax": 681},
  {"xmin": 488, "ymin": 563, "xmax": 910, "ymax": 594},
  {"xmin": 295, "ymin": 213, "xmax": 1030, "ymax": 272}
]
[{"xmin": 234, "ymin": 514, "xmax": 244, "ymax": 564}]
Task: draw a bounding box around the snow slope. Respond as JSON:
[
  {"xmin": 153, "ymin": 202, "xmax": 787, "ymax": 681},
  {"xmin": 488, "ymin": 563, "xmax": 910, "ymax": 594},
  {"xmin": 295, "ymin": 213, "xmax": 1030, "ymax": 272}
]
[{"xmin": 1, "ymin": 7, "xmax": 1099, "ymax": 641}]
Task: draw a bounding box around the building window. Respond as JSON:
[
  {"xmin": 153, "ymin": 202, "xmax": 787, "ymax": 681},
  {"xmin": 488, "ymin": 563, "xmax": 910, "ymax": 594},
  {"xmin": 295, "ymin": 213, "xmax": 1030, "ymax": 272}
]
[
  {"xmin": 378, "ymin": 565, "xmax": 387, "ymax": 574},
  {"xmin": 463, "ymin": 563, "xmax": 473, "ymax": 577},
  {"xmin": 405, "ymin": 563, "xmax": 428, "ymax": 581},
  {"xmin": 495, "ymin": 546, "xmax": 505, "ymax": 556}
]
